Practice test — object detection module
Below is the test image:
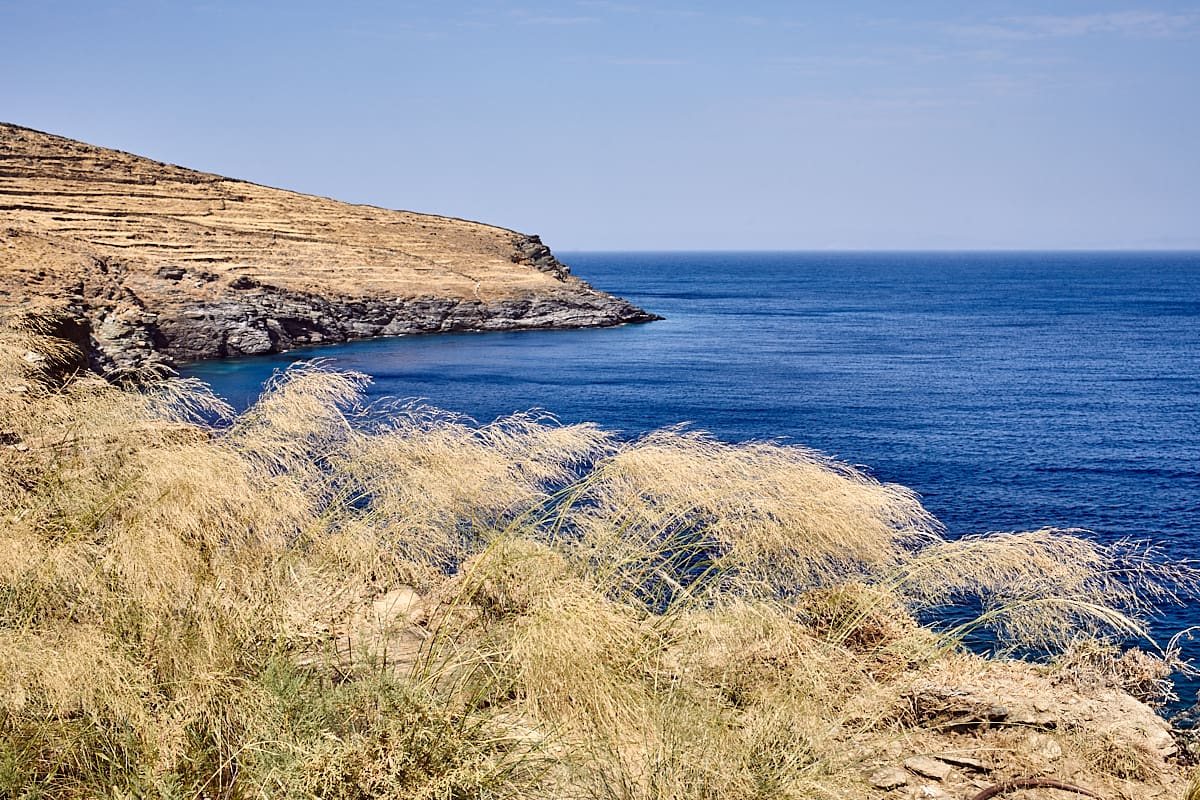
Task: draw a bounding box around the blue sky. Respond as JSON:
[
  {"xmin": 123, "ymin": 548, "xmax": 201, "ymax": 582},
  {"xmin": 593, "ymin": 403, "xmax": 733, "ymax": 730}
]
[{"xmin": 2, "ymin": 1, "xmax": 1198, "ymax": 249}]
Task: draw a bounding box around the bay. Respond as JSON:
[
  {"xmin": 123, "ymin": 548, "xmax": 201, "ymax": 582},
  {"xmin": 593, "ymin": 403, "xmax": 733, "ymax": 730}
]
[{"xmin": 181, "ymin": 251, "xmax": 1200, "ymax": 709}]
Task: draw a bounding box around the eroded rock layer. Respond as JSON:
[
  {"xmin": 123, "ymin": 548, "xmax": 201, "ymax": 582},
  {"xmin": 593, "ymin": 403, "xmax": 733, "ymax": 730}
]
[{"xmin": 0, "ymin": 123, "xmax": 657, "ymax": 374}]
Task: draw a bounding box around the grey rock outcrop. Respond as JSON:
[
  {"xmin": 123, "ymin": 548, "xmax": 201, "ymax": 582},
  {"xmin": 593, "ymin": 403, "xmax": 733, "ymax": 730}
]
[{"xmin": 149, "ymin": 275, "xmax": 657, "ymax": 365}]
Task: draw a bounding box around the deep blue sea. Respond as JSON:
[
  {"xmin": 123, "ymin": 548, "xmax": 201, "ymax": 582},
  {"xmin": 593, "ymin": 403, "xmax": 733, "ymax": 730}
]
[{"xmin": 181, "ymin": 251, "xmax": 1200, "ymax": 711}]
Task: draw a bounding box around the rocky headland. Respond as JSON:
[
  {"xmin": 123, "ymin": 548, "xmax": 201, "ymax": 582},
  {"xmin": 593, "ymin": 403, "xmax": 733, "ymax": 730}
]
[{"xmin": 0, "ymin": 122, "xmax": 658, "ymax": 376}]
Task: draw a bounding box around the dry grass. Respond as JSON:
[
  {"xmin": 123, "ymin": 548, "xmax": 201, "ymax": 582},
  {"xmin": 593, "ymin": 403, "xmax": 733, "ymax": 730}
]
[
  {"xmin": 0, "ymin": 122, "xmax": 579, "ymax": 304},
  {"xmin": 1187, "ymin": 768, "xmax": 1200, "ymax": 800},
  {"xmin": 1, "ymin": 314, "xmax": 1197, "ymax": 798},
  {"xmin": 892, "ymin": 529, "xmax": 1200, "ymax": 653}
]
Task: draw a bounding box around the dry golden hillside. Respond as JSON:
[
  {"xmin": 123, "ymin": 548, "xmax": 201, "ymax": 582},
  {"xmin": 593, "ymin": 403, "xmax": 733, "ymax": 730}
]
[{"xmin": 0, "ymin": 122, "xmax": 656, "ymax": 373}]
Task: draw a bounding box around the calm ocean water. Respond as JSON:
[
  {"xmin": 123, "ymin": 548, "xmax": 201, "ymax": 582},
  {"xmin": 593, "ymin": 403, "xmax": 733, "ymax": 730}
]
[{"xmin": 181, "ymin": 251, "xmax": 1200, "ymax": 709}]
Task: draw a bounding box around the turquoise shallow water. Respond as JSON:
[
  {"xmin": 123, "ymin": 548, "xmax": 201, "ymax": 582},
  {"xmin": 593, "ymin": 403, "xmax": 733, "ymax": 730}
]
[{"xmin": 181, "ymin": 251, "xmax": 1200, "ymax": 711}]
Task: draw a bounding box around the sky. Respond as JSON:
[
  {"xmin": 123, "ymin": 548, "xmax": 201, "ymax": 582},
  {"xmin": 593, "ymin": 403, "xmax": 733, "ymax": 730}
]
[{"xmin": 2, "ymin": 1, "xmax": 1198, "ymax": 250}]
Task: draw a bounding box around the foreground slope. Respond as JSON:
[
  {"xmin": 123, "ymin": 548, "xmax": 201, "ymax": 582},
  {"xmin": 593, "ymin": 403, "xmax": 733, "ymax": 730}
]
[
  {"xmin": 0, "ymin": 317, "xmax": 1196, "ymax": 799},
  {"xmin": 0, "ymin": 122, "xmax": 656, "ymax": 373}
]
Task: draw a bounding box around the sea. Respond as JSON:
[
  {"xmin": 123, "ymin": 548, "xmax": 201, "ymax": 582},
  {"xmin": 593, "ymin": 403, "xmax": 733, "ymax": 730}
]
[{"xmin": 180, "ymin": 251, "xmax": 1200, "ymax": 713}]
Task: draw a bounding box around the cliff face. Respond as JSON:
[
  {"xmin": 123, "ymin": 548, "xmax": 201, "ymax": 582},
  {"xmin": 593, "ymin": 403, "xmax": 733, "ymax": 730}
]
[{"xmin": 0, "ymin": 123, "xmax": 658, "ymax": 375}]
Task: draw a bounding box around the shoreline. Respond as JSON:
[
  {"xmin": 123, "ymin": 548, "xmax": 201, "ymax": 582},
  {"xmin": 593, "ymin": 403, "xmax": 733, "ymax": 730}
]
[{"xmin": 81, "ymin": 272, "xmax": 660, "ymax": 376}]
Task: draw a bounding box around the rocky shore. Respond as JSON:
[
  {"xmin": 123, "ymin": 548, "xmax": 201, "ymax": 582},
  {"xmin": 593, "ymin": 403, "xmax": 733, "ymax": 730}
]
[{"xmin": 0, "ymin": 123, "xmax": 658, "ymax": 375}]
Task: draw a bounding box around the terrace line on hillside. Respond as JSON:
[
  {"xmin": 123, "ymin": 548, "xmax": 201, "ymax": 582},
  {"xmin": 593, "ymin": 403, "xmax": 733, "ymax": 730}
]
[{"xmin": 0, "ymin": 122, "xmax": 658, "ymax": 376}]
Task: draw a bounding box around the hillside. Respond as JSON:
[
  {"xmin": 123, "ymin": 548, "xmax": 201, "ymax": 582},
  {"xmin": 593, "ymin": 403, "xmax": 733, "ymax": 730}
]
[{"xmin": 0, "ymin": 123, "xmax": 657, "ymax": 374}]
